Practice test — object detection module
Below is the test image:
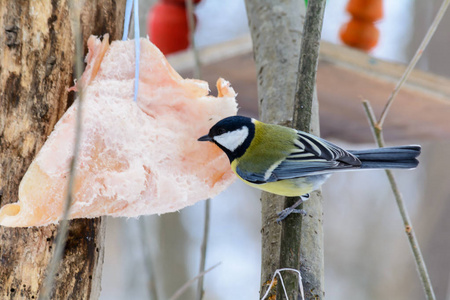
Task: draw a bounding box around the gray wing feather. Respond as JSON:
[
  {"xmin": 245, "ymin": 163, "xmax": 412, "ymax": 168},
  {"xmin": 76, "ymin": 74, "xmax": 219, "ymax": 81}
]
[
  {"xmin": 237, "ymin": 131, "xmax": 362, "ymax": 184},
  {"xmin": 270, "ymin": 131, "xmax": 361, "ymax": 180},
  {"xmin": 235, "ymin": 167, "xmax": 267, "ymax": 184},
  {"xmin": 295, "ymin": 132, "xmax": 360, "ymax": 165},
  {"xmin": 271, "ymin": 159, "xmax": 354, "ymax": 180},
  {"xmin": 268, "ymin": 132, "xmax": 361, "ymax": 180}
]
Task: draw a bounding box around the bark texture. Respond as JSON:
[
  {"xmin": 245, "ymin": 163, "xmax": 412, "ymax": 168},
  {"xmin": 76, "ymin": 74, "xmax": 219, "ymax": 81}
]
[
  {"xmin": 245, "ymin": 0, "xmax": 303, "ymax": 298},
  {"xmin": 0, "ymin": 1, "xmax": 125, "ymax": 299},
  {"xmin": 245, "ymin": 0, "xmax": 325, "ymax": 299},
  {"xmin": 292, "ymin": 1, "xmax": 326, "ymax": 299}
]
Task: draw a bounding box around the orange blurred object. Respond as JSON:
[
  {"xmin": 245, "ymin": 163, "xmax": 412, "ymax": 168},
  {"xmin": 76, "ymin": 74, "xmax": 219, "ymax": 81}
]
[
  {"xmin": 340, "ymin": 0, "xmax": 383, "ymax": 51},
  {"xmin": 340, "ymin": 18, "xmax": 380, "ymax": 51},
  {"xmin": 346, "ymin": 0, "xmax": 383, "ymax": 22},
  {"xmin": 147, "ymin": 2, "xmax": 195, "ymax": 55}
]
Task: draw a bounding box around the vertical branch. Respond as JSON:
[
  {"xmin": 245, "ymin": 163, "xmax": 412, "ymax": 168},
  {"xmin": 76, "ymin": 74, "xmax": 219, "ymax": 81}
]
[
  {"xmin": 184, "ymin": 0, "xmax": 209, "ymax": 298},
  {"xmin": 362, "ymin": 101, "xmax": 436, "ymax": 300},
  {"xmin": 288, "ymin": 1, "xmax": 327, "ymax": 299},
  {"xmin": 138, "ymin": 218, "xmax": 159, "ymax": 300},
  {"xmin": 293, "ymin": 0, "xmax": 327, "ymax": 296},
  {"xmin": 292, "ymin": 0, "xmax": 326, "ymax": 132},
  {"xmin": 158, "ymin": 213, "xmax": 196, "ymax": 299},
  {"xmin": 38, "ymin": 3, "xmax": 85, "ymax": 299},
  {"xmin": 196, "ymin": 199, "xmax": 210, "ymax": 300},
  {"xmin": 186, "ymin": 0, "xmax": 201, "ymax": 79},
  {"xmin": 245, "ymin": 0, "xmax": 325, "ymax": 299}
]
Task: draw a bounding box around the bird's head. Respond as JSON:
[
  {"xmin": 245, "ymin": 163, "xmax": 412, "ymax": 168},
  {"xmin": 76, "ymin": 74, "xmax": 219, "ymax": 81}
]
[{"xmin": 198, "ymin": 116, "xmax": 255, "ymax": 161}]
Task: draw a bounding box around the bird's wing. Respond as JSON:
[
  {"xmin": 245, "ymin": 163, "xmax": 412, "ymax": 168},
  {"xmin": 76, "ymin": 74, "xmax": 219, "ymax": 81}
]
[
  {"xmin": 236, "ymin": 131, "xmax": 361, "ymax": 184},
  {"xmin": 235, "ymin": 167, "xmax": 268, "ymax": 184}
]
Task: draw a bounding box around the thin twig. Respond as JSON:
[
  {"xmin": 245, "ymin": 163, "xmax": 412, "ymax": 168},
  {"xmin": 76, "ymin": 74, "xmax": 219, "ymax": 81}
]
[
  {"xmin": 362, "ymin": 4, "xmax": 450, "ymax": 297},
  {"xmin": 169, "ymin": 262, "xmax": 221, "ymax": 300},
  {"xmin": 186, "ymin": 0, "xmax": 201, "ymax": 79},
  {"xmin": 446, "ymin": 268, "xmax": 450, "ymax": 300},
  {"xmin": 38, "ymin": 4, "xmax": 85, "ymax": 299},
  {"xmin": 363, "ymin": 4, "xmax": 450, "ymax": 295},
  {"xmin": 138, "ymin": 218, "xmax": 159, "ymax": 300},
  {"xmin": 377, "ymin": 0, "xmax": 450, "ymax": 127},
  {"xmin": 196, "ymin": 199, "xmax": 211, "ymax": 300},
  {"xmin": 361, "ymin": 98, "xmax": 384, "ymax": 146},
  {"xmin": 362, "ymin": 100, "xmax": 436, "ymax": 300},
  {"xmin": 185, "ymin": 1, "xmax": 209, "ymax": 299}
]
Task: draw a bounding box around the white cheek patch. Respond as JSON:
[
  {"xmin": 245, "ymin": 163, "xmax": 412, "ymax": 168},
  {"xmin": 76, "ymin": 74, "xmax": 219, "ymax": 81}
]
[{"xmin": 214, "ymin": 126, "xmax": 249, "ymax": 151}]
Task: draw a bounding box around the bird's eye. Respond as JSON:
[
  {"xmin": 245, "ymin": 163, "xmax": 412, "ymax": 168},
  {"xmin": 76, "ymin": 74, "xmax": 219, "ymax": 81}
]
[{"xmin": 216, "ymin": 128, "xmax": 226, "ymax": 135}]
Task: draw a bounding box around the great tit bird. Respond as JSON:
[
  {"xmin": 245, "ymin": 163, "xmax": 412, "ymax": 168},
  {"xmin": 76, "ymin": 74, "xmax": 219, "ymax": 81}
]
[{"xmin": 198, "ymin": 116, "xmax": 421, "ymax": 221}]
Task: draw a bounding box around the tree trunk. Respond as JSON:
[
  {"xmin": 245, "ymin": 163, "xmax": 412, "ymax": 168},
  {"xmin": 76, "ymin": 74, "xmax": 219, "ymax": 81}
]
[
  {"xmin": 0, "ymin": 1, "xmax": 125, "ymax": 299},
  {"xmin": 245, "ymin": 0, "xmax": 325, "ymax": 299}
]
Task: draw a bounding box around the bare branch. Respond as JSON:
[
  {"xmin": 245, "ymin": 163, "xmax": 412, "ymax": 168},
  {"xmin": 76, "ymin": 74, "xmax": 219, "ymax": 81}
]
[
  {"xmin": 378, "ymin": 0, "xmax": 450, "ymax": 127},
  {"xmin": 186, "ymin": 0, "xmax": 201, "ymax": 79},
  {"xmin": 39, "ymin": 5, "xmax": 85, "ymax": 299},
  {"xmin": 362, "ymin": 5, "xmax": 450, "ymax": 294},
  {"xmin": 362, "ymin": 100, "xmax": 436, "ymax": 300},
  {"xmin": 138, "ymin": 218, "xmax": 159, "ymax": 300},
  {"xmin": 196, "ymin": 199, "xmax": 211, "ymax": 300},
  {"xmin": 169, "ymin": 262, "xmax": 221, "ymax": 300},
  {"xmin": 185, "ymin": 1, "xmax": 209, "ymax": 298}
]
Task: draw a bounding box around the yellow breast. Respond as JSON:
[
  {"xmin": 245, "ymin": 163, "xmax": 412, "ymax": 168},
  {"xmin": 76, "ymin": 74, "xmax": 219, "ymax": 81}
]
[{"xmin": 231, "ymin": 160, "xmax": 315, "ymax": 197}]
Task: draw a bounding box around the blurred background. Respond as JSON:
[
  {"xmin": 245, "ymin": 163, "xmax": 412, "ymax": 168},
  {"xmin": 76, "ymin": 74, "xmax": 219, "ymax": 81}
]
[{"xmin": 100, "ymin": 1, "xmax": 450, "ymax": 299}]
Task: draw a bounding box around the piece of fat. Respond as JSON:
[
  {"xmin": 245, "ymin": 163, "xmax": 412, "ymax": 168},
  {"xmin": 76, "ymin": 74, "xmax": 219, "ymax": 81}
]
[{"xmin": 0, "ymin": 36, "xmax": 237, "ymax": 227}]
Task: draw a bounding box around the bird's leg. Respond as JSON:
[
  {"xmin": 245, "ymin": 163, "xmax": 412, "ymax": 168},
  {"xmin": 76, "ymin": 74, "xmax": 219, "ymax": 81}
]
[{"xmin": 276, "ymin": 194, "xmax": 309, "ymax": 223}]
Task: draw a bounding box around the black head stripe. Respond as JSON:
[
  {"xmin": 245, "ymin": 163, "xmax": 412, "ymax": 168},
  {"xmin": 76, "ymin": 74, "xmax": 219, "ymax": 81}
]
[{"xmin": 231, "ymin": 122, "xmax": 255, "ymax": 160}]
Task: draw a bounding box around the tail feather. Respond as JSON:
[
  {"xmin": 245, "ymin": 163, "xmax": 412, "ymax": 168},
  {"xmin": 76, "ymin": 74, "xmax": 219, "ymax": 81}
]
[{"xmin": 349, "ymin": 145, "xmax": 421, "ymax": 169}]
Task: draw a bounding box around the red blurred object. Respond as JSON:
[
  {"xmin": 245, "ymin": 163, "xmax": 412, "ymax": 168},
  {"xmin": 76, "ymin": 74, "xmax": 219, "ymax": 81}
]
[
  {"xmin": 161, "ymin": 0, "xmax": 202, "ymax": 5},
  {"xmin": 346, "ymin": 0, "xmax": 383, "ymax": 22},
  {"xmin": 147, "ymin": 2, "xmax": 197, "ymax": 55},
  {"xmin": 340, "ymin": 19, "xmax": 380, "ymax": 51}
]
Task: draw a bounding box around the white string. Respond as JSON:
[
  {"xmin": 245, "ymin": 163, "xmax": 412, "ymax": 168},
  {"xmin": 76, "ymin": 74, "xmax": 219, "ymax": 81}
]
[{"xmin": 260, "ymin": 268, "xmax": 304, "ymax": 300}]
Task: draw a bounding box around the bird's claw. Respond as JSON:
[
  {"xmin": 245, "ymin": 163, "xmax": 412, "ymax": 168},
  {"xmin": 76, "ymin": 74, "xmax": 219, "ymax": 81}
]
[{"xmin": 276, "ymin": 208, "xmax": 307, "ymax": 223}]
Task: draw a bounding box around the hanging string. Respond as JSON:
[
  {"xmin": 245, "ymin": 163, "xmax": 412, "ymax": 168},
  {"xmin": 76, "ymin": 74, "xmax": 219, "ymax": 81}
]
[
  {"xmin": 133, "ymin": 0, "xmax": 140, "ymax": 102},
  {"xmin": 122, "ymin": 0, "xmax": 140, "ymax": 102},
  {"xmin": 122, "ymin": 0, "xmax": 133, "ymax": 41}
]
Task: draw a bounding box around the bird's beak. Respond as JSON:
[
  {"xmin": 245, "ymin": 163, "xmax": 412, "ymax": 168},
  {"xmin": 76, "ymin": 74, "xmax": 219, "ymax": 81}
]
[{"xmin": 198, "ymin": 135, "xmax": 213, "ymax": 142}]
